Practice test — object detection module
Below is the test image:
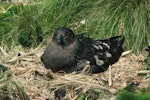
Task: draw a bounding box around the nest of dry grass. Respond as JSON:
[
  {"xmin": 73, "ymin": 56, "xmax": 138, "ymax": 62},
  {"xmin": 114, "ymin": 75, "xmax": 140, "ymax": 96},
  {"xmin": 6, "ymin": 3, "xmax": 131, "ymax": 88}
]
[{"xmin": 0, "ymin": 45, "xmax": 150, "ymax": 100}]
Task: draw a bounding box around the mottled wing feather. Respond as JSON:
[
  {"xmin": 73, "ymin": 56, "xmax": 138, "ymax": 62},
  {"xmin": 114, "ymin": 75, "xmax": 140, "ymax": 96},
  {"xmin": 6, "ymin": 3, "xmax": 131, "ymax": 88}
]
[{"xmin": 76, "ymin": 35, "xmax": 124, "ymax": 73}]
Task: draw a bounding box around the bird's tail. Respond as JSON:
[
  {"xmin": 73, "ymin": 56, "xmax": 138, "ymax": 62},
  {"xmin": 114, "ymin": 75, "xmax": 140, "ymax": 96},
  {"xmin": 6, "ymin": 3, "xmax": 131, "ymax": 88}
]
[
  {"xmin": 101, "ymin": 35, "xmax": 125, "ymax": 65},
  {"xmin": 101, "ymin": 35, "xmax": 125, "ymax": 48}
]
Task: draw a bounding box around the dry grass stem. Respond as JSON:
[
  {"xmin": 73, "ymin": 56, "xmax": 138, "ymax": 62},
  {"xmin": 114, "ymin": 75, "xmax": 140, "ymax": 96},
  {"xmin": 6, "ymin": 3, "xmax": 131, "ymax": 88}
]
[
  {"xmin": 136, "ymin": 70, "xmax": 150, "ymax": 74},
  {"xmin": 108, "ymin": 66, "xmax": 112, "ymax": 86},
  {"xmin": 0, "ymin": 47, "xmax": 149, "ymax": 100},
  {"xmin": 121, "ymin": 50, "xmax": 132, "ymax": 56},
  {"xmin": 0, "ymin": 46, "xmax": 8, "ymax": 56}
]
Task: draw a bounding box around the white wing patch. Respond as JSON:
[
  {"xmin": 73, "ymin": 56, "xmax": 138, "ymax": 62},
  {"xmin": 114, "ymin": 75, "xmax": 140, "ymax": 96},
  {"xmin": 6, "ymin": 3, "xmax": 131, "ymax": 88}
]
[
  {"xmin": 92, "ymin": 41, "xmax": 110, "ymax": 51},
  {"xmin": 98, "ymin": 45, "xmax": 103, "ymax": 50},
  {"xmin": 102, "ymin": 42, "xmax": 110, "ymax": 48},
  {"xmin": 92, "ymin": 43, "xmax": 103, "ymax": 50},
  {"xmin": 94, "ymin": 55, "xmax": 104, "ymax": 66},
  {"xmin": 105, "ymin": 52, "xmax": 112, "ymax": 58},
  {"xmin": 92, "ymin": 44, "xmax": 99, "ymax": 50}
]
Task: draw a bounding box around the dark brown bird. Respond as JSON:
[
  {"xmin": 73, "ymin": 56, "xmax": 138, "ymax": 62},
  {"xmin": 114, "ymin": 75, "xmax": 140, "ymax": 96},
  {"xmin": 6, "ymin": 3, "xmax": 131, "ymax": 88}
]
[{"xmin": 41, "ymin": 27, "xmax": 124, "ymax": 73}]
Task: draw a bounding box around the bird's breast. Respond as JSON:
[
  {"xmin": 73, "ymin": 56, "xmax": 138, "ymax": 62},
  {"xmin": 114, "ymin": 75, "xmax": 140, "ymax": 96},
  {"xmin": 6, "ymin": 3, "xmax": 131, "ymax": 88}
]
[{"xmin": 43, "ymin": 42, "xmax": 78, "ymax": 67}]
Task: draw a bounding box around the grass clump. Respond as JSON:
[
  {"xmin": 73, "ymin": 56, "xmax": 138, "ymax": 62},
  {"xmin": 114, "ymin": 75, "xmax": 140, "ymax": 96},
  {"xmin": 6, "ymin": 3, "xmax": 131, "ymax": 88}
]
[
  {"xmin": 0, "ymin": 0, "xmax": 95, "ymax": 48},
  {"xmin": 87, "ymin": 0, "xmax": 150, "ymax": 53},
  {"xmin": 0, "ymin": 0, "xmax": 150, "ymax": 53},
  {"xmin": 117, "ymin": 90, "xmax": 150, "ymax": 100},
  {"xmin": 117, "ymin": 82, "xmax": 150, "ymax": 100},
  {"xmin": 0, "ymin": 64, "xmax": 29, "ymax": 100}
]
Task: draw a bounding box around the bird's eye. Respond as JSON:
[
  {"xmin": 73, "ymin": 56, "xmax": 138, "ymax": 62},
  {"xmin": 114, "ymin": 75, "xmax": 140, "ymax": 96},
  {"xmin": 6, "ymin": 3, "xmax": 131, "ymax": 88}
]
[{"xmin": 65, "ymin": 31, "xmax": 70, "ymax": 35}]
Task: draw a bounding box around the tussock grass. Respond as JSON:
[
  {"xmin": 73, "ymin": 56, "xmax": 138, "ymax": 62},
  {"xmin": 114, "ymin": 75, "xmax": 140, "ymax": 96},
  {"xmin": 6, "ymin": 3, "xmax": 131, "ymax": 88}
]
[
  {"xmin": 0, "ymin": 0, "xmax": 149, "ymax": 53},
  {"xmin": 87, "ymin": 0, "xmax": 150, "ymax": 53}
]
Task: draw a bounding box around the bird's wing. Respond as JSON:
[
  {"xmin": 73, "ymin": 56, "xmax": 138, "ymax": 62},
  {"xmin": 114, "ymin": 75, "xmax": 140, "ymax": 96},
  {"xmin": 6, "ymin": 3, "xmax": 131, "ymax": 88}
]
[
  {"xmin": 76, "ymin": 35, "xmax": 124, "ymax": 73},
  {"xmin": 92, "ymin": 36, "xmax": 124, "ymax": 65}
]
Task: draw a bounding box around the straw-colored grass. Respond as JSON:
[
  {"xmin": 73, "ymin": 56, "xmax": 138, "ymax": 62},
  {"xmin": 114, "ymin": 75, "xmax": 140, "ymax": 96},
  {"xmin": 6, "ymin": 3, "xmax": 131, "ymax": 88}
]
[
  {"xmin": 0, "ymin": 45, "xmax": 149, "ymax": 100},
  {"xmin": 0, "ymin": 63, "xmax": 29, "ymax": 100}
]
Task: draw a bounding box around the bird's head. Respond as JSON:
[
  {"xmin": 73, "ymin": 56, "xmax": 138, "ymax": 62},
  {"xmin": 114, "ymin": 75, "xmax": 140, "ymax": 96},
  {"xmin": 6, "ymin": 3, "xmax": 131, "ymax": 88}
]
[{"xmin": 52, "ymin": 27, "xmax": 75, "ymax": 46}]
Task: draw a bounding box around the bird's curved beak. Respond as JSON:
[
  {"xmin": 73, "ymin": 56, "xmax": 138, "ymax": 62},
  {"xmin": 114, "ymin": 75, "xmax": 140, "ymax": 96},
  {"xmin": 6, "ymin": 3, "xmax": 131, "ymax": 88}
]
[{"xmin": 57, "ymin": 34, "xmax": 64, "ymax": 44}]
